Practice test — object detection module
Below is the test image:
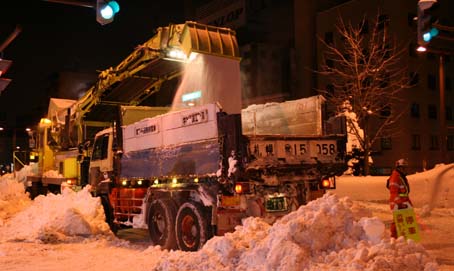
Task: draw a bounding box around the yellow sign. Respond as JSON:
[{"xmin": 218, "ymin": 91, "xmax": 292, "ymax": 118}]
[
  {"xmin": 220, "ymin": 195, "xmax": 240, "ymax": 207},
  {"xmin": 393, "ymin": 208, "xmax": 421, "ymax": 242}
]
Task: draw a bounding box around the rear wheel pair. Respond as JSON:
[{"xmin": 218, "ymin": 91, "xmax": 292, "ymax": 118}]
[{"xmin": 147, "ymin": 199, "xmax": 211, "ymax": 251}]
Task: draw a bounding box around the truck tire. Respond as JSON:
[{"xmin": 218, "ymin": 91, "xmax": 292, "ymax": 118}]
[
  {"xmin": 147, "ymin": 198, "xmax": 177, "ymax": 250},
  {"xmin": 175, "ymin": 201, "xmax": 210, "ymax": 251}
]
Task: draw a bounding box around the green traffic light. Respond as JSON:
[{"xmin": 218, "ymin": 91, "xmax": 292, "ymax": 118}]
[
  {"xmin": 100, "ymin": 1, "xmax": 120, "ymax": 20},
  {"xmin": 422, "ymin": 27, "xmax": 439, "ymax": 42}
]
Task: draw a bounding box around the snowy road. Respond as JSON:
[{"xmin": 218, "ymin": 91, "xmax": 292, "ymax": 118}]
[{"xmin": 0, "ymin": 163, "xmax": 452, "ymax": 270}]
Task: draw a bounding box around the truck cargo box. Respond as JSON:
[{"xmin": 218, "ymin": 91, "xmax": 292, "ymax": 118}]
[
  {"xmin": 120, "ymin": 103, "xmax": 222, "ymax": 178},
  {"xmin": 241, "ymin": 95, "xmax": 325, "ymax": 137}
]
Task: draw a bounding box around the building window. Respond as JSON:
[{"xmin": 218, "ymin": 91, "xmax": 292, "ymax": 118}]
[
  {"xmin": 409, "ymin": 43, "xmax": 417, "ymax": 57},
  {"xmin": 324, "ymin": 32, "xmax": 334, "ymax": 45},
  {"xmin": 427, "ymin": 74, "xmax": 436, "ymax": 90},
  {"xmin": 411, "ymin": 134, "xmax": 421, "ymax": 150},
  {"xmin": 380, "ymin": 106, "xmax": 391, "ymax": 118},
  {"xmin": 408, "ymin": 13, "xmax": 417, "ymax": 27},
  {"xmin": 411, "ymin": 103, "xmax": 420, "ymax": 118},
  {"xmin": 325, "ymin": 58, "xmax": 334, "ymax": 68},
  {"xmin": 447, "ymin": 106, "xmax": 453, "ymax": 121},
  {"xmin": 326, "ymin": 84, "xmax": 334, "ymax": 95},
  {"xmin": 448, "ymin": 135, "xmax": 454, "ymax": 151},
  {"xmin": 430, "ymin": 135, "xmax": 439, "ymax": 150},
  {"xmin": 427, "ymin": 52, "xmax": 436, "ymax": 60},
  {"xmin": 377, "ymin": 14, "xmax": 389, "ymax": 30},
  {"xmin": 359, "ymin": 19, "xmax": 369, "ymax": 34},
  {"xmin": 446, "ymin": 77, "xmax": 452, "ymax": 91},
  {"xmin": 409, "ymin": 72, "xmax": 419, "ymax": 85},
  {"xmin": 379, "ymin": 73, "xmax": 389, "ymax": 88},
  {"xmin": 428, "ymin": 104, "xmax": 437, "ymax": 119},
  {"xmin": 381, "ymin": 137, "xmax": 392, "ymax": 150}
]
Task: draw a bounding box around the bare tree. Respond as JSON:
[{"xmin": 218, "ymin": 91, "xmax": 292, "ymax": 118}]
[{"xmin": 318, "ymin": 13, "xmax": 413, "ymax": 175}]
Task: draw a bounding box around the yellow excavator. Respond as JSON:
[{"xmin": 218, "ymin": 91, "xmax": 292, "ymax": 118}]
[{"xmin": 27, "ymin": 21, "xmax": 240, "ymax": 196}]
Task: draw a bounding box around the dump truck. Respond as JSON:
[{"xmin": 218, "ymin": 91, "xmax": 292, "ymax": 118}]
[
  {"xmin": 26, "ymin": 21, "xmax": 347, "ymax": 251},
  {"xmin": 88, "ymin": 95, "xmax": 347, "ymax": 251}
]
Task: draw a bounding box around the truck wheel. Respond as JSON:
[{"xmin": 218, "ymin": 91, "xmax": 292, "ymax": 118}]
[
  {"xmin": 175, "ymin": 201, "xmax": 210, "ymax": 251},
  {"xmin": 147, "ymin": 198, "xmax": 177, "ymax": 250}
]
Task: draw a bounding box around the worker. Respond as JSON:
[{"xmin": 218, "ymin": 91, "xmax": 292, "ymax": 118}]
[{"xmin": 387, "ymin": 158, "xmax": 412, "ymax": 238}]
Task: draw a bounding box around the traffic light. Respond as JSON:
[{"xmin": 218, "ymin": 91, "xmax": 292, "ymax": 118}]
[
  {"xmin": 96, "ymin": 0, "xmax": 120, "ymax": 25},
  {"xmin": 417, "ymin": 0, "xmax": 440, "ymax": 46}
]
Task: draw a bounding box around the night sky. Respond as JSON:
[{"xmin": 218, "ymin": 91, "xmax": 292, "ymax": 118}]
[{"xmin": 0, "ymin": 0, "xmax": 188, "ymax": 128}]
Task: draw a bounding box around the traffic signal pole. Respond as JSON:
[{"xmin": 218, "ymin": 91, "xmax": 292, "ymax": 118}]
[
  {"xmin": 439, "ymin": 54, "xmax": 446, "ymax": 162},
  {"xmin": 43, "ymin": 0, "xmax": 120, "ymax": 25},
  {"xmin": 43, "ymin": 0, "xmax": 94, "ymax": 8},
  {"xmin": 416, "ymin": 0, "xmax": 454, "ymax": 163}
]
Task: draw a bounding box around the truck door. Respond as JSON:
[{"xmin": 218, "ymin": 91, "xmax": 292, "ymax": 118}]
[{"xmin": 89, "ymin": 131, "xmax": 113, "ymax": 193}]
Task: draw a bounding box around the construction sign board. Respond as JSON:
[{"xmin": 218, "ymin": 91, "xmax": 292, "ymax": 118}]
[{"xmin": 393, "ymin": 208, "xmax": 421, "ymax": 242}]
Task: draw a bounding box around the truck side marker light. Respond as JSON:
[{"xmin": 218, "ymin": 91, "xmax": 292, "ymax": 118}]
[
  {"xmin": 235, "ymin": 183, "xmax": 243, "ymax": 194},
  {"xmin": 322, "ymin": 179, "xmax": 330, "ymax": 188}
]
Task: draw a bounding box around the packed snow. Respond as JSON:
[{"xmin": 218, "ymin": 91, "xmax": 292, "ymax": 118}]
[{"xmin": 0, "ymin": 163, "xmax": 453, "ymax": 270}]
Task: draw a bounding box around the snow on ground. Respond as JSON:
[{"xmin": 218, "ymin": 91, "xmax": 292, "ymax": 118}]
[{"xmin": 0, "ymin": 164, "xmax": 453, "ymax": 270}]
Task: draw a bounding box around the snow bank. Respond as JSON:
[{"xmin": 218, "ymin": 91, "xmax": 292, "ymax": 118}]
[
  {"xmin": 150, "ymin": 193, "xmax": 437, "ymax": 271},
  {"xmin": 0, "ymin": 172, "xmax": 31, "ymax": 226},
  {"xmin": 336, "ymin": 163, "xmax": 454, "ymax": 209},
  {"xmin": 0, "ymin": 185, "xmax": 112, "ymax": 243}
]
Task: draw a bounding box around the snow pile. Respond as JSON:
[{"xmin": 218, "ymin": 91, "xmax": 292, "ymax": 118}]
[
  {"xmin": 13, "ymin": 163, "xmax": 38, "ymax": 183},
  {"xmin": 151, "ymin": 193, "xmax": 437, "ymax": 271},
  {"xmin": 0, "ymin": 186, "xmax": 112, "ymax": 243},
  {"xmin": 0, "ymin": 173, "xmax": 32, "ymax": 227}
]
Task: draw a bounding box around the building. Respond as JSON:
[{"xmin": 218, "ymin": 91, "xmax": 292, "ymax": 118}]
[
  {"xmin": 191, "ymin": 0, "xmax": 454, "ymax": 173},
  {"xmin": 316, "ymin": 0, "xmax": 454, "ymax": 173}
]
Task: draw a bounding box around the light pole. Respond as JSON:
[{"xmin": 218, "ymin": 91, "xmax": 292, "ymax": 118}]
[{"xmin": 438, "ymin": 54, "xmax": 447, "ymax": 162}]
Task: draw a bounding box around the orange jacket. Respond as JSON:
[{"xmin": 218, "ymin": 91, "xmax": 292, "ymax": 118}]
[{"xmin": 387, "ymin": 168, "xmax": 411, "ymax": 210}]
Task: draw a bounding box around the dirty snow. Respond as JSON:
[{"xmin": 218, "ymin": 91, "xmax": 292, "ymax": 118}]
[{"xmin": 1, "ymin": 164, "xmax": 453, "ymax": 270}]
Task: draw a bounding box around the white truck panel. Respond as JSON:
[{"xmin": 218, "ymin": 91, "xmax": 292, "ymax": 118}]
[
  {"xmin": 122, "ymin": 103, "xmax": 220, "ymax": 153},
  {"xmin": 162, "ymin": 103, "xmax": 219, "ymax": 146}
]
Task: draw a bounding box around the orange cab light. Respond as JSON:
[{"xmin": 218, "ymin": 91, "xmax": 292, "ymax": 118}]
[
  {"xmin": 235, "ymin": 183, "xmax": 243, "ymax": 194},
  {"xmin": 322, "ymin": 179, "xmax": 330, "ymax": 188}
]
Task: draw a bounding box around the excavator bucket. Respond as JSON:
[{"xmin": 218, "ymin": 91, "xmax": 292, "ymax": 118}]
[{"xmin": 179, "ymin": 22, "xmax": 240, "ymax": 60}]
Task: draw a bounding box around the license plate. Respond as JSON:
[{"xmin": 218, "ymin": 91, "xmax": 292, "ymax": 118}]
[
  {"xmin": 221, "ymin": 195, "xmax": 241, "ymax": 207},
  {"xmin": 265, "ymin": 196, "xmax": 288, "ymax": 212}
]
